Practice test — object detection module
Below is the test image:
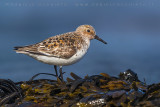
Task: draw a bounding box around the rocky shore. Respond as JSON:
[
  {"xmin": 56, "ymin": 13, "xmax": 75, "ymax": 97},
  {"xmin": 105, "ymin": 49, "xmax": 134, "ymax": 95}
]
[{"xmin": 0, "ymin": 69, "xmax": 160, "ymax": 107}]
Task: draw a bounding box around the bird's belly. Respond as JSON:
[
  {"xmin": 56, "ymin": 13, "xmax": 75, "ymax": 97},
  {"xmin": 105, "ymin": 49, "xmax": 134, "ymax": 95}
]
[{"xmin": 30, "ymin": 48, "xmax": 88, "ymax": 66}]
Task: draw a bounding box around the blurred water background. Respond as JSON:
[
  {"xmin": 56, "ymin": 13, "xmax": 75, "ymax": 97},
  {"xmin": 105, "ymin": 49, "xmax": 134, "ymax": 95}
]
[{"xmin": 0, "ymin": 0, "xmax": 160, "ymax": 84}]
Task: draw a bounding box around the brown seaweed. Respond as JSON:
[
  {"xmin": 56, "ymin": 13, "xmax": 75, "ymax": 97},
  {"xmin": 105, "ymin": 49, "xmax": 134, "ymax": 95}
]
[{"xmin": 1, "ymin": 70, "xmax": 160, "ymax": 107}]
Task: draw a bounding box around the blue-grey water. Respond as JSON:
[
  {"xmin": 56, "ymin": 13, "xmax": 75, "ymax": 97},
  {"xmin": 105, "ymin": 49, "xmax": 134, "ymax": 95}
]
[{"xmin": 0, "ymin": 0, "xmax": 160, "ymax": 84}]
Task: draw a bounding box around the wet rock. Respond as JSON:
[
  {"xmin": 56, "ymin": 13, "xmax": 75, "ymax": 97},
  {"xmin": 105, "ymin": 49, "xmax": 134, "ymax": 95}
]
[
  {"xmin": 119, "ymin": 69, "xmax": 140, "ymax": 83},
  {"xmin": 78, "ymin": 93, "xmax": 106, "ymax": 107}
]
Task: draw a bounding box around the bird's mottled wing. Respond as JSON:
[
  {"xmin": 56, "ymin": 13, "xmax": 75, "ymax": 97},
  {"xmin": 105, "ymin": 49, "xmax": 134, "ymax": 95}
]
[{"xmin": 37, "ymin": 32, "xmax": 84, "ymax": 59}]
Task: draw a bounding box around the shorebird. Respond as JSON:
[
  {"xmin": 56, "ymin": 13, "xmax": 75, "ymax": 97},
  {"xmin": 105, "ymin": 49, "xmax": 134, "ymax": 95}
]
[{"xmin": 14, "ymin": 25, "xmax": 107, "ymax": 81}]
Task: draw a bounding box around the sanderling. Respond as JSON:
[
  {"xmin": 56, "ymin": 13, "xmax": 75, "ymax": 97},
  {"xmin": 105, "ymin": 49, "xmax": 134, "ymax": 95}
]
[{"xmin": 14, "ymin": 25, "xmax": 107, "ymax": 81}]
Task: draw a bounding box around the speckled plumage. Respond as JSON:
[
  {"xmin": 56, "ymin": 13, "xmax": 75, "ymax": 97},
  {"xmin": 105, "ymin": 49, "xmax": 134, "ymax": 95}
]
[
  {"xmin": 16, "ymin": 32, "xmax": 87, "ymax": 59},
  {"xmin": 14, "ymin": 25, "xmax": 107, "ymax": 80}
]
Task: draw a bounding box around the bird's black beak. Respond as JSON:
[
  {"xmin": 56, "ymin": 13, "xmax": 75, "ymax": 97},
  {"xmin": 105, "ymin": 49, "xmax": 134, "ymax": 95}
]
[{"xmin": 95, "ymin": 35, "xmax": 107, "ymax": 44}]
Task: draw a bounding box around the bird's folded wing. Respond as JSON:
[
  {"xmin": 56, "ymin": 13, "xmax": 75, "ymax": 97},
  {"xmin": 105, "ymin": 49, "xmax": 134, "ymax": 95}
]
[
  {"xmin": 37, "ymin": 35, "xmax": 81, "ymax": 59},
  {"xmin": 15, "ymin": 32, "xmax": 84, "ymax": 59},
  {"xmin": 37, "ymin": 44, "xmax": 77, "ymax": 59}
]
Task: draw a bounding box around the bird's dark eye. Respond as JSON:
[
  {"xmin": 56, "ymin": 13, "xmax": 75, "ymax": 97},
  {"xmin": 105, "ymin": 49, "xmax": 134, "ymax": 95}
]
[{"xmin": 87, "ymin": 30, "xmax": 90, "ymax": 32}]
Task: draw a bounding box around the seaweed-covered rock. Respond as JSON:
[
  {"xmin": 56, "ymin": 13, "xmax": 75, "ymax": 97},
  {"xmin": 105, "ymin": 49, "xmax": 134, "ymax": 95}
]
[
  {"xmin": 1, "ymin": 70, "xmax": 160, "ymax": 107},
  {"xmin": 119, "ymin": 69, "xmax": 140, "ymax": 83}
]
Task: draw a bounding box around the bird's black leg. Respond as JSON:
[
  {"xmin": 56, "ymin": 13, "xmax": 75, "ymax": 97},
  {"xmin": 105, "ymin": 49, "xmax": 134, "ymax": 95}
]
[
  {"xmin": 59, "ymin": 66, "xmax": 64, "ymax": 82},
  {"xmin": 54, "ymin": 65, "xmax": 58, "ymax": 77}
]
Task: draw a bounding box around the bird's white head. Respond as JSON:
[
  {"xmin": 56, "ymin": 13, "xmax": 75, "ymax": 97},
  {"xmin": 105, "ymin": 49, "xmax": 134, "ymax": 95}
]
[{"xmin": 76, "ymin": 25, "xmax": 107, "ymax": 44}]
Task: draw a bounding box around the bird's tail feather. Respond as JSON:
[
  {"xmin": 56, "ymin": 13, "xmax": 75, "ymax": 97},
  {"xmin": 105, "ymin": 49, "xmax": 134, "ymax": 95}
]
[
  {"xmin": 14, "ymin": 46, "xmax": 24, "ymax": 50},
  {"xmin": 14, "ymin": 46, "xmax": 29, "ymax": 54}
]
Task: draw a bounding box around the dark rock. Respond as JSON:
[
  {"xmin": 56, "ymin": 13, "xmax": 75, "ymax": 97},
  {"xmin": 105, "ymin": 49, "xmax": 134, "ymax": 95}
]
[{"xmin": 119, "ymin": 69, "xmax": 140, "ymax": 83}]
